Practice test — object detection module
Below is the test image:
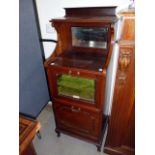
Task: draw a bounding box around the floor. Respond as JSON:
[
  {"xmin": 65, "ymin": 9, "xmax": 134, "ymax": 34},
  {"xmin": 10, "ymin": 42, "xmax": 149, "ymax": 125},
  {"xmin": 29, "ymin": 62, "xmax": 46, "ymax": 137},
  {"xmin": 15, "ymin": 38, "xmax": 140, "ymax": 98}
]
[{"xmin": 33, "ymin": 105, "xmax": 108, "ymax": 155}]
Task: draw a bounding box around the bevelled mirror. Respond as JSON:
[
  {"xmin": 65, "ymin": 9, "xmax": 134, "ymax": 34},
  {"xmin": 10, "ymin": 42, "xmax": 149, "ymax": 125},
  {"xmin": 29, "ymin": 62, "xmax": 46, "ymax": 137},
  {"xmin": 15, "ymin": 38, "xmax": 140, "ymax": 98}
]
[{"xmin": 72, "ymin": 27, "xmax": 108, "ymax": 49}]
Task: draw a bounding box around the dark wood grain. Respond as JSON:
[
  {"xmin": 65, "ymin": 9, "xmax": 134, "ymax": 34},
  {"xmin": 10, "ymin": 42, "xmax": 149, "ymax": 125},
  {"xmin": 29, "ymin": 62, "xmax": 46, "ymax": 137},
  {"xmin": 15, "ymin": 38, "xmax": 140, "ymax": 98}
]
[
  {"xmin": 45, "ymin": 7, "xmax": 117, "ymax": 151},
  {"xmin": 104, "ymin": 9, "xmax": 135, "ymax": 155},
  {"xmin": 19, "ymin": 115, "xmax": 41, "ymax": 155},
  {"xmin": 64, "ymin": 7, "xmax": 117, "ymax": 17}
]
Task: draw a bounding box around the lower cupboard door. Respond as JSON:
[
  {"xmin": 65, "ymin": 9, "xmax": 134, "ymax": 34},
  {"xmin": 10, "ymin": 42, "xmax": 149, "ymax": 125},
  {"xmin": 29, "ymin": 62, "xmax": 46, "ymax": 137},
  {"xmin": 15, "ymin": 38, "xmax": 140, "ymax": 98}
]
[{"xmin": 54, "ymin": 103, "xmax": 100, "ymax": 139}]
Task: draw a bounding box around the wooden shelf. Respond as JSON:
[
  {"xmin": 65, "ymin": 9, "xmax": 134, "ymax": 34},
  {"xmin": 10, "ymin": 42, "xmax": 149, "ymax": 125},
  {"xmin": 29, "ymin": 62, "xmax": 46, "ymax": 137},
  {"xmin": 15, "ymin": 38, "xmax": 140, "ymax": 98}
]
[{"xmin": 51, "ymin": 51, "xmax": 107, "ymax": 71}]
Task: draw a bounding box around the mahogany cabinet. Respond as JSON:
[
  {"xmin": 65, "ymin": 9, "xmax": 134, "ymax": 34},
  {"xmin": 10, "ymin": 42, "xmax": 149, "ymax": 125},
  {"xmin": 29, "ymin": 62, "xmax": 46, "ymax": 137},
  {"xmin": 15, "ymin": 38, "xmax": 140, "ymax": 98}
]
[
  {"xmin": 44, "ymin": 7, "xmax": 118, "ymax": 151},
  {"xmin": 104, "ymin": 9, "xmax": 135, "ymax": 155}
]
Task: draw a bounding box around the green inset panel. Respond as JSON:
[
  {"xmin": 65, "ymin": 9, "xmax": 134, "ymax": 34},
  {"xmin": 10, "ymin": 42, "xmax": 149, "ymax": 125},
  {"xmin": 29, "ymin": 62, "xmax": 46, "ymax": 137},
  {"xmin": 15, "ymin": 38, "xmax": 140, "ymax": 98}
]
[{"xmin": 57, "ymin": 74, "xmax": 95, "ymax": 102}]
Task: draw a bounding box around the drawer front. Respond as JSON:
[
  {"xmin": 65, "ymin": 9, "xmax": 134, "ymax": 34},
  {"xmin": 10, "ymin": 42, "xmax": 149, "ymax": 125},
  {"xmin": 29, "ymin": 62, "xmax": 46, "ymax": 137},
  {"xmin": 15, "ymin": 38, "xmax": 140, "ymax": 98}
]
[{"xmin": 53, "ymin": 102, "xmax": 101, "ymax": 138}]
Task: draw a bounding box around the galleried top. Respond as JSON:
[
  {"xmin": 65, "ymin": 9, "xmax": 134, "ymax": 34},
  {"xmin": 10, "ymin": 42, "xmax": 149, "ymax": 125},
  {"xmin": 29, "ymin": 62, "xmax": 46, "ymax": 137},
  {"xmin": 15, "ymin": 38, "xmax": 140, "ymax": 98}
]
[
  {"xmin": 46, "ymin": 7, "xmax": 118, "ymax": 72},
  {"xmin": 64, "ymin": 7, "xmax": 117, "ymax": 17}
]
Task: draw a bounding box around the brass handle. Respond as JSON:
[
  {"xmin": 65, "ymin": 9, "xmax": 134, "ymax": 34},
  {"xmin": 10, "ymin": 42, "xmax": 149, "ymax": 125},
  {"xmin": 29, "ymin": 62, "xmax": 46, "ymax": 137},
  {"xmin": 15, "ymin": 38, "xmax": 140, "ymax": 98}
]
[
  {"xmin": 71, "ymin": 106, "xmax": 81, "ymax": 112},
  {"xmin": 77, "ymin": 71, "xmax": 80, "ymax": 75},
  {"xmin": 69, "ymin": 70, "xmax": 72, "ymax": 75}
]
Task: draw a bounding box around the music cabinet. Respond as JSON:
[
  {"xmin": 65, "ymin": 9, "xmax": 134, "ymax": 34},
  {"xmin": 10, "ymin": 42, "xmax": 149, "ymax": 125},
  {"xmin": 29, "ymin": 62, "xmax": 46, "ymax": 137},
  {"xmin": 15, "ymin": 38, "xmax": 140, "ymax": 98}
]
[{"xmin": 44, "ymin": 7, "xmax": 118, "ymax": 151}]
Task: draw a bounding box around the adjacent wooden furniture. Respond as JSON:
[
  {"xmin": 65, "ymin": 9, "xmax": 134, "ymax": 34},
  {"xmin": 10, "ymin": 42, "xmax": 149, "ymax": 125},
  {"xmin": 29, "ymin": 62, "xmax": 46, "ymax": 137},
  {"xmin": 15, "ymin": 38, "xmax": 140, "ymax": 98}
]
[
  {"xmin": 19, "ymin": 115, "xmax": 41, "ymax": 155},
  {"xmin": 104, "ymin": 9, "xmax": 135, "ymax": 155},
  {"xmin": 45, "ymin": 7, "xmax": 118, "ymax": 151}
]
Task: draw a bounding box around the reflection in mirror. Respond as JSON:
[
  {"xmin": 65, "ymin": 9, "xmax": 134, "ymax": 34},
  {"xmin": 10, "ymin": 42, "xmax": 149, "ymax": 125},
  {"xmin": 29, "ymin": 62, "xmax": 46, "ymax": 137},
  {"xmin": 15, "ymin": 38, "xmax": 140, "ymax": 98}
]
[{"xmin": 72, "ymin": 27, "xmax": 108, "ymax": 49}]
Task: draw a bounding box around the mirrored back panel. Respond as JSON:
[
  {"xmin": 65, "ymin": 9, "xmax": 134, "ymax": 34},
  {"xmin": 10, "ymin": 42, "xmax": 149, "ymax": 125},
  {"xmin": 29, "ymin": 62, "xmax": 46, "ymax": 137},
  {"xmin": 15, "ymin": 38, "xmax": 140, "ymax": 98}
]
[{"xmin": 72, "ymin": 27, "xmax": 108, "ymax": 49}]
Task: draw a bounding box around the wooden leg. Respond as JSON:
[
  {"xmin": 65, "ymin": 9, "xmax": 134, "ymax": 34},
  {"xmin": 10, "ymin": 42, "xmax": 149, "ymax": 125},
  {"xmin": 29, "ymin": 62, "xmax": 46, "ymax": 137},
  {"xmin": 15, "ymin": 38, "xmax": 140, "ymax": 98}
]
[
  {"xmin": 96, "ymin": 145, "xmax": 101, "ymax": 152},
  {"xmin": 36, "ymin": 130, "xmax": 42, "ymax": 139},
  {"xmin": 55, "ymin": 130, "xmax": 61, "ymax": 137}
]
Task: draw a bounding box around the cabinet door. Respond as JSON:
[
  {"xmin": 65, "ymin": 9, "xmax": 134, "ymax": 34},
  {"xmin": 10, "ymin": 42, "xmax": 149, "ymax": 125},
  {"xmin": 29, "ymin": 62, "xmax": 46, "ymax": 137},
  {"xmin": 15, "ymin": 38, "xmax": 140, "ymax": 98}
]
[
  {"xmin": 47, "ymin": 66, "xmax": 105, "ymax": 109},
  {"xmin": 53, "ymin": 102, "xmax": 101, "ymax": 140}
]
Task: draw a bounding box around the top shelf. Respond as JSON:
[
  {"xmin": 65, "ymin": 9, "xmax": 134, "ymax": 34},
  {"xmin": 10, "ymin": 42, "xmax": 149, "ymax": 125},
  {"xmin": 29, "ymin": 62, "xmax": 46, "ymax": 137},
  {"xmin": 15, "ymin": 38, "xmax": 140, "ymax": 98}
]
[
  {"xmin": 47, "ymin": 7, "xmax": 116, "ymax": 72},
  {"xmin": 50, "ymin": 7, "xmax": 118, "ymax": 24},
  {"xmin": 64, "ymin": 7, "xmax": 117, "ymax": 17},
  {"xmin": 50, "ymin": 16, "xmax": 118, "ymax": 24}
]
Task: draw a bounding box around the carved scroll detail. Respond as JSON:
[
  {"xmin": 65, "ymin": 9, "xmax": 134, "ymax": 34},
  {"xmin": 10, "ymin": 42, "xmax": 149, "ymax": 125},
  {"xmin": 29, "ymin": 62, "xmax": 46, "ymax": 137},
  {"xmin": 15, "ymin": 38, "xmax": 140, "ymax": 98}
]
[
  {"xmin": 119, "ymin": 51, "xmax": 131, "ymax": 71},
  {"xmin": 118, "ymin": 49, "xmax": 131, "ymax": 84}
]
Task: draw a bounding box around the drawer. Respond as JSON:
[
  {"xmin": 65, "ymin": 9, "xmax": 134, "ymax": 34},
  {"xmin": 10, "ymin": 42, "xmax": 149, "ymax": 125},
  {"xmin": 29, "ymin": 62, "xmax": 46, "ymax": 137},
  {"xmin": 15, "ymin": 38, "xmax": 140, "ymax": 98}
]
[{"xmin": 53, "ymin": 102, "xmax": 101, "ymax": 138}]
